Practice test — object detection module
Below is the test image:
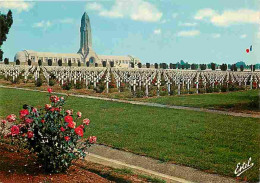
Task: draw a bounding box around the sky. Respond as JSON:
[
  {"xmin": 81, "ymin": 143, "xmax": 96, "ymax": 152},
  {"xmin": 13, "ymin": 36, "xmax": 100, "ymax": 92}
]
[{"xmin": 0, "ymin": 0, "xmax": 259, "ymax": 64}]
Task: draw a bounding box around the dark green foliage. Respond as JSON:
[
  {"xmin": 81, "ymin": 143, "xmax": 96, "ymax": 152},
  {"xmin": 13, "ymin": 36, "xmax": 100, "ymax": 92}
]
[
  {"xmin": 110, "ymin": 61, "xmax": 114, "ymax": 67},
  {"xmin": 38, "ymin": 60, "xmax": 42, "ymax": 66},
  {"xmin": 35, "ymin": 78, "xmax": 43, "ymax": 87},
  {"xmin": 0, "ymin": 10, "xmax": 13, "ymax": 61},
  {"xmin": 68, "ymin": 60, "xmax": 72, "ymax": 67},
  {"xmin": 220, "ymin": 64, "xmax": 227, "ymax": 71},
  {"xmin": 102, "ymin": 61, "xmax": 106, "ymax": 67},
  {"xmin": 49, "ymin": 79, "xmax": 55, "ymax": 86},
  {"xmin": 154, "ymin": 63, "xmax": 158, "ymax": 69},
  {"xmin": 4, "ymin": 58, "xmax": 9, "ymax": 64},
  {"xmin": 16, "ymin": 59, "xmax": 20, "ymax": 65},
  {"xmin": 211, "ymin": 63, "xmax": 216, "ymax": 70},
  {"xmin": 135, "ymin": 89, "xmax": 144, "ymax": 98},
  {"xmin": 48, "ymin": 59, "xmax": 52, "ymax": 66},
  {"xmin": 138, "ymin": 63, "xmax": 142, "ymax": 68},
  {"xmin": 75, "ymin": 81, "xmax": 83, "ymax": 89},
  {"xmin": 28, "ymin": 59, "xmax": 31, "ymax": 66},
  {"xmin": 58, "ymin": 59, "xmax": 62, "ymax": 66},
  {"xmin": 62, "ymin": 82, "xmax": 72, "ymax": 90},
  {"xmin": 240, "ymin": 65, "xmax": 244, "ymax": 71},
  {"xmin": 146, "ymin": 63, "xmax": 150, "ymax": 68},
  {"xmin": 200, "ymin": 64, "xmax": 206, "ymax": 70}
]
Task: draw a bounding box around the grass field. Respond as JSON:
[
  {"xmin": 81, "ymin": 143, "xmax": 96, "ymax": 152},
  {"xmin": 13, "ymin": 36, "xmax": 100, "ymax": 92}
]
[
  {"xmin": 139, "ymin": 90, "xmax": 259, "ymax": 111},
  {"xmin": 0, "ymin": 87, "xmax": 259, "ymax": 181}
]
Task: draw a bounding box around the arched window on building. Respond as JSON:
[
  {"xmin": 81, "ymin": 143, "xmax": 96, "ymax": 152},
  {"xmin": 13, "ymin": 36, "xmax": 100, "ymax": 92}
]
[{"xmin": 89, "ymin": 57, "xmax": 95, "ymax": 64}]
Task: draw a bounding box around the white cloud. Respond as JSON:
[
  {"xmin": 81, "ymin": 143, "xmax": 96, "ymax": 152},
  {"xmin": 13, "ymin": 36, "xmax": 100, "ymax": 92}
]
[
  {"xmin": 195, "ymin": 8, "xmax": 260, "ymax": 26},
  {"xmin": 240, "ymin": 34, "xmax": 247, "ymax": 39},
  {"xmin": 212, "ymin": 33, "xmax": 221, "ymax": 38},
  {"xmin": 0, "ymin": 0, "xmax": 34, "ymax": 12},
  {"xmin": 172, "ymin": 13, "xmax": 178, "ymax": 18},
  {"xmin": 33, "ymin": 20, "xmax": 52, "ymax": 30},
  {"xmin": 59, "ymin": 18, "xmax": 74, "ymax": 24},
  {"xmin": 160, "ymin": 19, "xmax": 169, "ymax": 24},
  {"xmin": 86, "ymin": 2, "xmax": 103, "ymax": 11},
  {"xmin": 179, "ymin": 22, "xmax": 197, "ymax": 27},
  {"xmin": 153, "ymin": 29, "xmax": 161, "ymax": 34},
  {"xmin": 177, "ymin": 30, "xmax": 200, "ymax": 37},
  {"xmin": 86, "ymin": 0, "xmax": 162, "ymax": 22}
]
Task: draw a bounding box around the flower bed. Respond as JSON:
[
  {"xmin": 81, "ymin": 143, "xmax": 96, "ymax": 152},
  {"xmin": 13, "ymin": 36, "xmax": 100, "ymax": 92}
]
[{"xmin": 1, "ymin": 88, "xmax": 96, "ymax": 173}]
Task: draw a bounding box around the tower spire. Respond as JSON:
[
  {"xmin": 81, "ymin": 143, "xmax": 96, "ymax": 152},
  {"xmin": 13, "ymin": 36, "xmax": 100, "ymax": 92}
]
[{"xmin": 78, "ymin": 12, "xmax": 92, "ymax": 56}]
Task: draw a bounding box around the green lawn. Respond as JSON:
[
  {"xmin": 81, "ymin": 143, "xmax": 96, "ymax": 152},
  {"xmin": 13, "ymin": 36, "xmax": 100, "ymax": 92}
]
[
  {"xmin": 0, "ymin": 88, "xmax": 259, "ymax": 181},
  {"xmin": 140, "ymin": 90, "xmax": 259, "ymax": 111}
]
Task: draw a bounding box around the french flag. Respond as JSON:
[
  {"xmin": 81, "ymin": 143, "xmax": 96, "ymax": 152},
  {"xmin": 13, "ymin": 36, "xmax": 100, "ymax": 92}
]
[{"xmin": 246, "ymin": 45, "xmax": 252, "ymax": 53}]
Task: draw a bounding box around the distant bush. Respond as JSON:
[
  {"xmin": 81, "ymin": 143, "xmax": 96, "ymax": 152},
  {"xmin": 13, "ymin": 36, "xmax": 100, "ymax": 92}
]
[
  {"xmin": 95, "ymin": 82, "xmax": 105, "ymax": 93},
  {"xmin": 75, "ymin": 81, "xmax": 83, "ymax": 89},
  {"xmin": 62, "ymin": 82, "xmax": 72, "ymax": 90},
  {"xmin": 49, "ymin": 79, "xmax": 55, "ymax": 86},
  {"xmin": 220, "ymin": 86, "xmax": 227, "ymax": 92},
  {"xmin": 4, "ymin": 58, "xmax": 9, "ymax": 65},
  {"xmin": 135, "ymin": 89, "xmax": 144, "ymax": 98},
  {"xmin": 35, "ymin": 78, "xmax": 43, "ymax": 87}
]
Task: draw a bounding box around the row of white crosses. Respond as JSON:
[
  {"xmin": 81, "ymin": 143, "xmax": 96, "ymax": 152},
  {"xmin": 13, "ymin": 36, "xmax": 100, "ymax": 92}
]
[
  {"xmin": 0, "ymin": 65, "xmax": 259, "ymax": 95},
  {"xmin": 43, "ymin": 66, "xmax": 106, "ymax": 89}
]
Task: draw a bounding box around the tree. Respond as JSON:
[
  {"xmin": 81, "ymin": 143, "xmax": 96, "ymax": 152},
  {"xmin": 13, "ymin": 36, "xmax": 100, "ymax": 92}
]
[
  {"xmin": 210, "ymin": 63, "xmax": 216, "ymax": 70},
  {"xmin": 48, "ymin": 59, "xmax": 52, "ymax": 66},
  {"xmin": 28, "ymin": 59, "xmax": 31, "ymax": 66},
  {"xmin": 38, "ymin": 60, "xmax": 42, "ymax": 66},
  {"xmin": 220, "ymin": 64, "xmax": 227, "ymax": 71},
  {"xmin": 251, "ymin": 65, "xmax": 255, "ymax": 72},
  {"xmin": 58, "ymin": 59, "xmax": 62, "ymax": 66},
  {"xmin": 169, "ymin": 63, "xmax": 173, "ymax": 69},
  {"xmin": 240, "ymin": 65, "xmax": 244, "ymax": 71},
  {"xmin": 16, "ymin": 59, "xmax": 20, "ymax": 65},
  {"xmin": 154, "ymin": 63, "xmax": 158, "ymax": 69},
  {"xmin": 200, "ymin": 64, "xmax": 206, "ymax": 70},
  {"xmin": 185, "ymin": 62, "xmax": 190, "ymax": 69},
  {"xmin": 4, "ymin": 58, "xmax": 9, "ymax": 65},
  {"xmin": 68, "ymin": 60, "xmax": 72, "ymax": 67},
  {"xmin": 146, "ymin": 63, "xmax": 150, "ymax": 68},
  {"xmin": 78, "ymin": 61, "xmax": 81, "ymax": 67},
  {"xmin": 0, "ymin": 10, "xmax": 13, "ymax": 61},
  {"xmin": 172, "ymin": 64, "xmax": 177, "ymax": 69},
  {"xmin": 138, "ymin": 63, "xmax": 142, "ymax": 68}
]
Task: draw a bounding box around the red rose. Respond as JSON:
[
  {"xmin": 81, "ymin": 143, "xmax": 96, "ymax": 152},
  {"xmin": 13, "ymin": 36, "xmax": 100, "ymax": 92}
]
[
  {"xmin": 50, "ymin": 95, "xmax": 59, "ymax": 103},
  {"xmin": 41, "ymin": 119, "xmax": 45, "ymax": 123},
  {"xmin": 67, "ymin": 122, "xmax": 75, "ymax": 129},
  {"xmin": 11, "ymin": 125, "xmax": 19, "ymax": 136},
  {"xmin": 88, "ymin": 136, "xmax": 97, "ymax": 144},
  {"xmin": 77, "ymin": 111, "xmax": 82, "ymax": 118},
  {"xmin": 6, "ymin": 114, "xmax": 16, "ymax": 122},
  {"xmin": 47, "ymin": 88, "xmax": 53, "ymax": 93},
  {"xmin": 64, "ymin": 136, "xmax": 70, "ymax": 141},
  {"xmin": 25, "ymin": 118, "xmax": 33, "ymax": 124},
  {"xmin": 19, "ymin": 109, "xmax": 29, "ymax": 119},
  {"xmin": 79, "ymin": 125, "xmax": 84, "ymax": 129},
  {"xmin": 55, "ymin": 107, "xmax": 60, "ymax": 112},
  {"xmin": 64, "ymin": 116, "xmax": 73, "ymax": 123},
  {"xmin": 83, "ymin": 118, "xmax": 90, "ymax": 126},
  {"xmin": 75, "ymin": 126, "xmax": 84, "ymax": 137},
  {"xmin": 66, "ymin": 110, "xmax": 72, "ymax": 115},
  {"xmin": 27, "ymin": 131, "xmax": 34, "ymax": 139},
  {"xmin": 32, "ymin": 108, "xmax": 37, "ymax": 113},
  {"xmin": 60, "ymin": 127, "xmax": 65, "ymax": 132},
  {"xmin": 1, "ymin": 120, "xmax": 7, "ymax": 124},
  {"xmin": 50, "ymin": 108, "xmax": 55, "ymax": 112},
  {"xmin": 45, "ymin": 104, "xmax": 51, "ymax": 110}
]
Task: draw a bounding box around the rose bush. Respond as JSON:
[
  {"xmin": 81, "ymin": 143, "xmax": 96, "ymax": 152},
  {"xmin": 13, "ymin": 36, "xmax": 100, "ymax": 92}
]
[{"xmin": 1, "ymin": 88, "xmax": 96, "ymax": 173}]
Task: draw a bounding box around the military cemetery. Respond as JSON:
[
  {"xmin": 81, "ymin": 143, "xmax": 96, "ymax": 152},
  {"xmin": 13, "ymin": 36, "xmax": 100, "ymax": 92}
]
[{"xmin": 0, "ymin": 1, "xmax": 259, "ymax": 183}]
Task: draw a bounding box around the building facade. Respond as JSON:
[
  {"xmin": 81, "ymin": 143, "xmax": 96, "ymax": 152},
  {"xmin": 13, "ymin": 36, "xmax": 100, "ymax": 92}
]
[{"xmin": 14, "ymin": 12, "xmax": 141, "ymax": 67}]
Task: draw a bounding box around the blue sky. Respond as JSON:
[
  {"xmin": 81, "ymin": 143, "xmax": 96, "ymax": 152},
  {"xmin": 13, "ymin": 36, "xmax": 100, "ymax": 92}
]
[{"xmin": 0, "ymin": 0, "xmax": 259, "ymax": 64}]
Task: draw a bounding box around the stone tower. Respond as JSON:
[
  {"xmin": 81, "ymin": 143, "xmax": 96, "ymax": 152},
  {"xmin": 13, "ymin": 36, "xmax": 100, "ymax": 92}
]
[{"xmin": 78, "ymin": 12, "xmax": 98, "ymax": 64}]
